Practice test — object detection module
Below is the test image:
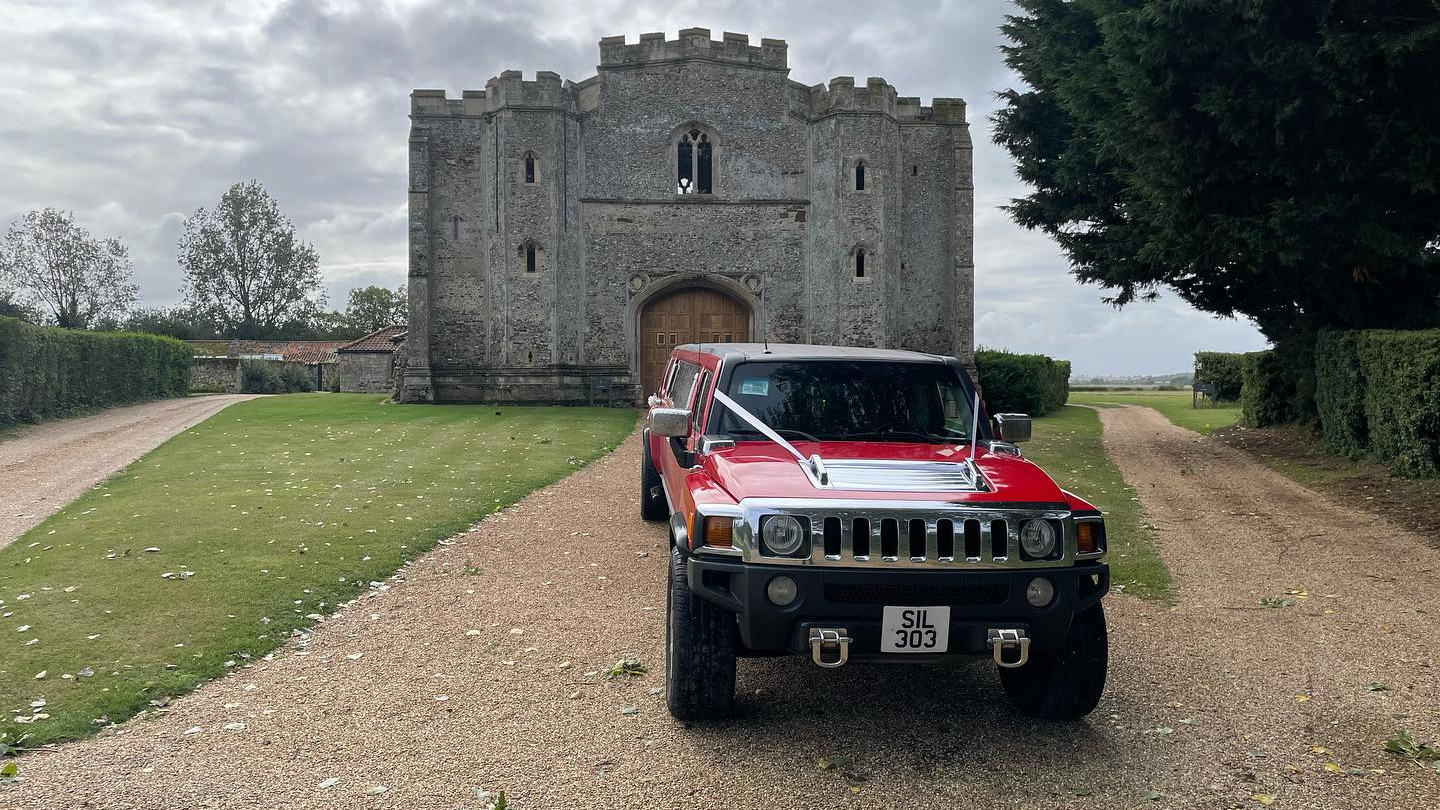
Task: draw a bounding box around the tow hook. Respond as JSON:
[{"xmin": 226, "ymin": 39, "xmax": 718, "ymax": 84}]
[
  {"xmin": 987, "ymin": 628, "xmax": 1031, "ymax": 668},
  {"xmin": 809, "ymin": 627, "xmax": 852, "ymax": 668}
]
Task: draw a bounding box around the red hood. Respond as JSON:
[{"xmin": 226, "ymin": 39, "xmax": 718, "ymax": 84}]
[{"xmin": 701, "ymin": 440, "xmax": 1067, "ymax": 505}]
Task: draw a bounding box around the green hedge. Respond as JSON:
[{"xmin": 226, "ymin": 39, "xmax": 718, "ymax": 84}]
[
  {"xmin": 1314, "ymin": 328, "xmax": 1440, "ymax": 477},
  {"xmin": 1240, "ymin": 350, "xmax": 1289, "ymax": 427},
  {"xmin": 0, "ymin": 317, "xmax": 192, "ymax": 425},
  {"xmin": 975, "ymin": 350, "xmax": 1070, "ymax": 416},
  {"xmin": 240, "ymin": 360, "xmax": 315, "ymax": 394},
  {"xmin": 1313, "ymin": 330, "xmax": 1367, "ymax": 457},
  {"xmin": 1194, "ymin": 351, "xmax": 1245, "ymax": 401}
]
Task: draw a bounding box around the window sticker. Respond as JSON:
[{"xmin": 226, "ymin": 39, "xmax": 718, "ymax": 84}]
[{"xmin": 739, "ymin": 378, "xmax": 769, "ymax": 396}]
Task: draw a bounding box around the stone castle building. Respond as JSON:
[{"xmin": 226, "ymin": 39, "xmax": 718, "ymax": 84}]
[{"xmin": 401, "ymin": 28, "xmax": 974, "ymax": 404}]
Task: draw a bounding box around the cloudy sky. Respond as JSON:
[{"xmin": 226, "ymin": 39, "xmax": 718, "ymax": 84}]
[{"xmin": 0, "ymin": 0, "xmax": 1267, "ymax": 375}]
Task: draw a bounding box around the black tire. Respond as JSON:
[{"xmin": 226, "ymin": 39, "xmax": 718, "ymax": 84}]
[
  {"xmin": 641, "ymin": 433, "xmax": 667, "ymax": 522},
  {"xmin": 665, "ymin": 545, "xmax": 737, "ymax": 720},
  {"xmin": 998, "ymin": 602, "xmax": 1108, "ymax": 720}
]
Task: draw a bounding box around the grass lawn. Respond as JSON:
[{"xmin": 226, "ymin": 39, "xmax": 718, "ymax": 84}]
[
  {"xmin": 0, "ymin": 394, "xmax": 636, "ymax": 748},
  {"xmin": 1069, "ymin": 389, "xmax": 1241, "ymax": 434},
  {"xmin": 1025, "ymin": 405, "xmax": 1173, "ymax": 602}
]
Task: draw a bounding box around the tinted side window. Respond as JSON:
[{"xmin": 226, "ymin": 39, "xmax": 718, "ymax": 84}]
[{"xmin": 669, "ymin": 361, "xmax": 700, "ymax": 407}]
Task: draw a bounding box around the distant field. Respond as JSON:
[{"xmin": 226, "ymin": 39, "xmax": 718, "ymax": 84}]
[
  {"xmin": 1025, "ymin": 405, "xmax": 1172, "ymax": 601},
  {"xmin": 1069, "ymin": 389, "xmax": 1241, "ymax": 434}
]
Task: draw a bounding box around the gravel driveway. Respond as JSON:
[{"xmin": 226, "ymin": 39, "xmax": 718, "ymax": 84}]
[
  {"xmin": 0, "ymin": 395, "xmax": 258, "ymax": 549},
  {"xmin": 7, "ymin": 406, "xmax": 1439, "ymax": 809}
]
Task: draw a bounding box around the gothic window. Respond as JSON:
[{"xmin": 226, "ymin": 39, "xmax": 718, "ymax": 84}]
[
  {"xmin": 523, "ymin": 152, "xmax": 537, "ymax": 184},
  {"xmin": 855, "ymin": 161, "xmax": 866, "ymax": 191},
  {"xmin": 518, "ymin": 240, "xmax": 541, "ymax": 274},
  {"xmin": 676, "ymin": 126, "xmax": 714, "ymax": 195}
]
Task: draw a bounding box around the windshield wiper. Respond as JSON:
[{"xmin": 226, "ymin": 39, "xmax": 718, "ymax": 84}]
[
  {"xmin": 728, "ymin": 427, "xmax": 821, "ymax": 443},
  {"xmin": 838, "ymin": 430, "xmax": 949, "ymax": 444}
]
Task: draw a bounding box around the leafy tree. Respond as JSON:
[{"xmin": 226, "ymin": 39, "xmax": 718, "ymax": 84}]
[
  {"xmin": 993, "ymin": 0, "xmax": 1440, "ymax": 341},
  {"xmin": 343, "ymin": 285, "xmax": 407, "ymax": 333},
  {"xmin": 0, "ymin": 209, "xmax": 139, "ymax": 329},
  {"xmin": 0, "ymin": 287, "xmax": 37, "ymax": 323},
  {"xmin": 114, "ymin": 306, "xmax": 222, "ymax": 340},
  {"xmin": 178, "ymin": 180, "xmax": 323, "ymax": 338}
]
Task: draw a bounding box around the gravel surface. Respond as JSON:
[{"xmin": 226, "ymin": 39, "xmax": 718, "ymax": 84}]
[
  {"xmin": 6, "ymin": 406, "xmax": 1438, "ymax": 809},
  {"xmin": 0, "ymin": 395, "xmax": 258, "ymax": 549}
]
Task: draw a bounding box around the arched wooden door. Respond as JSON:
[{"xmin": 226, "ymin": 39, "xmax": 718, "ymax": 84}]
[{"xmin": 639, "ymin": 287, "xmax": 750, "ymax": 395}]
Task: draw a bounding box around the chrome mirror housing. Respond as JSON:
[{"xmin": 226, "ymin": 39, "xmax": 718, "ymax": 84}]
[
  {"xmin": 650, "ymin": 407, "xmax": 692, "ymax": 438},
  {"xmin": 994, "ymin": 413, "xmax": 1032, "ymax": 444}
]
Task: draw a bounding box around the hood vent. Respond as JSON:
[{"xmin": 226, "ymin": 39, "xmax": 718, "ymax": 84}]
[{"xmin": 800, "ymin": 459, "xmax": 986, "ymax": 493}]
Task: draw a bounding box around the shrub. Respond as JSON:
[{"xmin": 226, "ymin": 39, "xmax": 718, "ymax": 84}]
[
  {"xmin": 1193, "ymin": 351, "xmax": 1245, "ymax": 401},
  {"xmin": 240, "ymin": 360, "xmax": 282, "ymax": 394},
  {"xmin": 1314, "ymin": 330, "xmax": 1367, "ymax": 457},
  {"xmin": 188, "ymin": 384, "xmax": 227, "ymax": 395},
  {"xmin": 0, "ymin": 317, "xmax": 192, "ymax": 425},
  {"xmin": 327, "ymin": 371, "xmax": 342, "ymax": 393},
  {"xmin": 278, "ymin": 363, "xmax": 315, "ymax": 393},
  {"xmin": 975, "ymin": 349, "xmax": 1070, "ymax": 415},
  {"xmin": 1240, "ymin": 350, "xmax": 1291, "ymax": 427},
  {"xmin": 1353, "ymin": 330, "xmax": 1440, "ymax": 478}
]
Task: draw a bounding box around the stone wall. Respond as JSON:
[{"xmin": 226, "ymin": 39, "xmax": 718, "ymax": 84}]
[
  {"xmin": 338, "ymin": 352, "xmax": 396, "ymax": 394},
  {"xmin": 404, "ymin": 28, "xmax": 974, "ymax": 404},
  {"xmin": 192, "ymin": 358, "xmax": 242, "ymax": 393}
]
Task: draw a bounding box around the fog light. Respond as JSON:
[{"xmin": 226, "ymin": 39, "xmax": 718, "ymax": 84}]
[
  {"xmin": 1026, "ymin": 577, "xmax": 1055, "ymax": 607},
  {"xmin": 766, "ymin": 575, "xmax": 798, "ymax": 606}
]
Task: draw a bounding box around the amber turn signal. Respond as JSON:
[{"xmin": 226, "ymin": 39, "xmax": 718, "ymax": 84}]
[
  {"xmin": 704, "ymin": 517, "xmax": 734, "ymax": 547},
  {"xmin": 1076, "ymin": 521, "xmax": 1100, "ymax": 555}
]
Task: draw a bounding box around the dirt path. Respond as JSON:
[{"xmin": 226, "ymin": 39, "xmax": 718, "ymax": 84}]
[
  {"xmin": 7, "ymin": 406, "xmax": 1439, "ymax": 809},
  {"xmin": 0, "ymin": 395, "xmax": 258, "ymax": 549}
]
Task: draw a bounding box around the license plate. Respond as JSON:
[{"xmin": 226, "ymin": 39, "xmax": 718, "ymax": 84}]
[{"xmin": 880, "ymin": 606, "xmax": 951, "ymax": 653}]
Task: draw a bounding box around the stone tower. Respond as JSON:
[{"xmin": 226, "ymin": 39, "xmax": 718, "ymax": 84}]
[{"xmin": 402, "ymin": 28, "xmax": 973, "ymax": 404}]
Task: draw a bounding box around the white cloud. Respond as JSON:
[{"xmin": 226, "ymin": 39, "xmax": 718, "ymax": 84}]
[{"xmin": 0, "ymin": 0, "xmax": 1266, "ymax": 372}]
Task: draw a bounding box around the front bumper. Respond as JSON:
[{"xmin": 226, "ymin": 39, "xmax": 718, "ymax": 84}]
[{"xmin": 687, "ymin": 555, "xmax": 1108, "ymax": 659}]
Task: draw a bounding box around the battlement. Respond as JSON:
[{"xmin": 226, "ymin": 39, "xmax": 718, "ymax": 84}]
[
  {"xmin": 411, "ymin": 70, "xmax": 576, "ymax": 117},
  {"xmin": 599, "ymin": 28, "xmax": 788, "ymax": 70},
  {"xmin": 802, "ymin": 79, "xmax": 966, "ymax": 124}
]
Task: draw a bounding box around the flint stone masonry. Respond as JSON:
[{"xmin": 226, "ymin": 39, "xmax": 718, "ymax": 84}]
[{"xmin": 403, "ymin": 29, "xmax": 974, "ymax": 404}]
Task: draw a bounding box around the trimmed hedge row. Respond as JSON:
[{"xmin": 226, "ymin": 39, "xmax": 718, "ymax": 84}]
[
  {"xmin": 0, "ymin": 317, "xmax": 192, "ymax": 425},
  {"xmin": 975, "ymin": 349, "xmax": 1070, "ymax": 416},
  {"xmin": 1314, "ymin": 329, "xmax": 1440, "ymax": 477},
  {"xmin": 1240, "ymin": 351, "xmax": 1289, "ymax": 427},
  {"xmin": 1194, "ymin": 351, "xmax": 1245, "ymax": 400}
]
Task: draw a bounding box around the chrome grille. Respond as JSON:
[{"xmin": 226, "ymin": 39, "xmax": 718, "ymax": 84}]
[{"xmin": 698, "ymin": 498, "xmax": 1084, "ymax": 570}]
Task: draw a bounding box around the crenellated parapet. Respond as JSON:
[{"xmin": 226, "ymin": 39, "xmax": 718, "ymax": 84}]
[
  {"xmin": 599, "ymin": 28, "xmax": 788, "ymax": 70},
  {"xmin": 410, "ymin": 70, "xmax": 579, "ymax": 118},
  {"xmin": 800, "ymin": 79, "xmax": 966, "ymax": 125}
]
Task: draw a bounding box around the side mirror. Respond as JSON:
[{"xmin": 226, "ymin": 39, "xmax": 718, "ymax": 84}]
[
  {"xmin": 650, "ymin": 407, "xmax": 692, "ymax": 438},
  {"xmin": 994, "ymin": 413, "xmax": 1032, "ymax": 443}
]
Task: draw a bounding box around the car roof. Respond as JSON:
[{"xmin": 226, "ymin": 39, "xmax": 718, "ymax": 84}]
[{"xmin": 679, "ymin": 342, "xmax": 951, "ymax": 364}]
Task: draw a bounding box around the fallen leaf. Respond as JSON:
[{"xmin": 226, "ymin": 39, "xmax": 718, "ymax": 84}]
[
  {"xmin": 365, "ymin": 785, "xmax": 387, "ymax": 795},
  {"xmin": 317, "ymin": 777, "xmax": 340, "ymax": 790},
  {"xmin": 1252, "ymin": 794, "xmax": 1276, "ymax": 806},
  {"xmin": 1323, "ymin": 763, "xmax": 1343, "ymax": 774},
  {"xmin": 1295, "ymin": 694, "xmax": 1311, "ymax": 703}
]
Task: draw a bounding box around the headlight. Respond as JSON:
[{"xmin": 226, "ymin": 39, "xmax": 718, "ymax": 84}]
[
  {"xmin": 762, "ymin": 515, "xmax": 806, "ymax": 556},
  {"xmin": 1019, "ymin": 519, "xmax": 1057, "ymax": 559}
]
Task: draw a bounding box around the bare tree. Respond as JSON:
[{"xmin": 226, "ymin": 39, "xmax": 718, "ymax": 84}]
[
  {"xmin": 178, "ymin": 180, "xmax": 323, "ymax": 338},
  {"xmin": 0, "ymin": 209, "xmax": 139, "ymax": 329}
]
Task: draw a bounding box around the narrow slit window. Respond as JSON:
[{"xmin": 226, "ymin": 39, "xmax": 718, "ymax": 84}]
[
  {"xmin": 696, "ymin": 132, "xmax": 712, "ymax": 193},
  {"xmin": 451, "ymin": 216, "xmax": 460, "ymax": 240},
  {"xmin": 911, "ymin": 165, "xmax": 918, "ymax": 176},
  {"xmin": 524, "ymin": 242, "xmax": 537, "ymax": 274},
  {"xmin": 855, "ymin": 248, "xmax": 866, "ymax": 279},
  {"xmin": 855, "ymin": 162, "xmax": 866, "ymax": 191},
  {"xmin": 523, "ymin": 153, "xmax": 536, "ymax": 184}
]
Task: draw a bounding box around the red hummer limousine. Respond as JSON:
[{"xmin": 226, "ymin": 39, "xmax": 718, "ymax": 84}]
[{"xmin": 642, "ymin": 344, "xmax": 1110, "ymax": 721}]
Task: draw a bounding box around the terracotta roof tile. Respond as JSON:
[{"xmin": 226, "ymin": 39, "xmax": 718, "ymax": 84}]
[{"xmin": 337, "ymin": 326, "xmax": 406, "ymax": 353}]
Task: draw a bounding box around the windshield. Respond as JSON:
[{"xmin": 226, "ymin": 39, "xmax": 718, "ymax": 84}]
[{"xmin": 714, "ymin": 361, "xmax": 977, "ymax": 444}]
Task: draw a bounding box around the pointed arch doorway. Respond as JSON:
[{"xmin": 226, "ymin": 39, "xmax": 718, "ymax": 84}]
[{"xmin": 638, "ymin": 286, "xmax": 751, "ymax": 395}]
